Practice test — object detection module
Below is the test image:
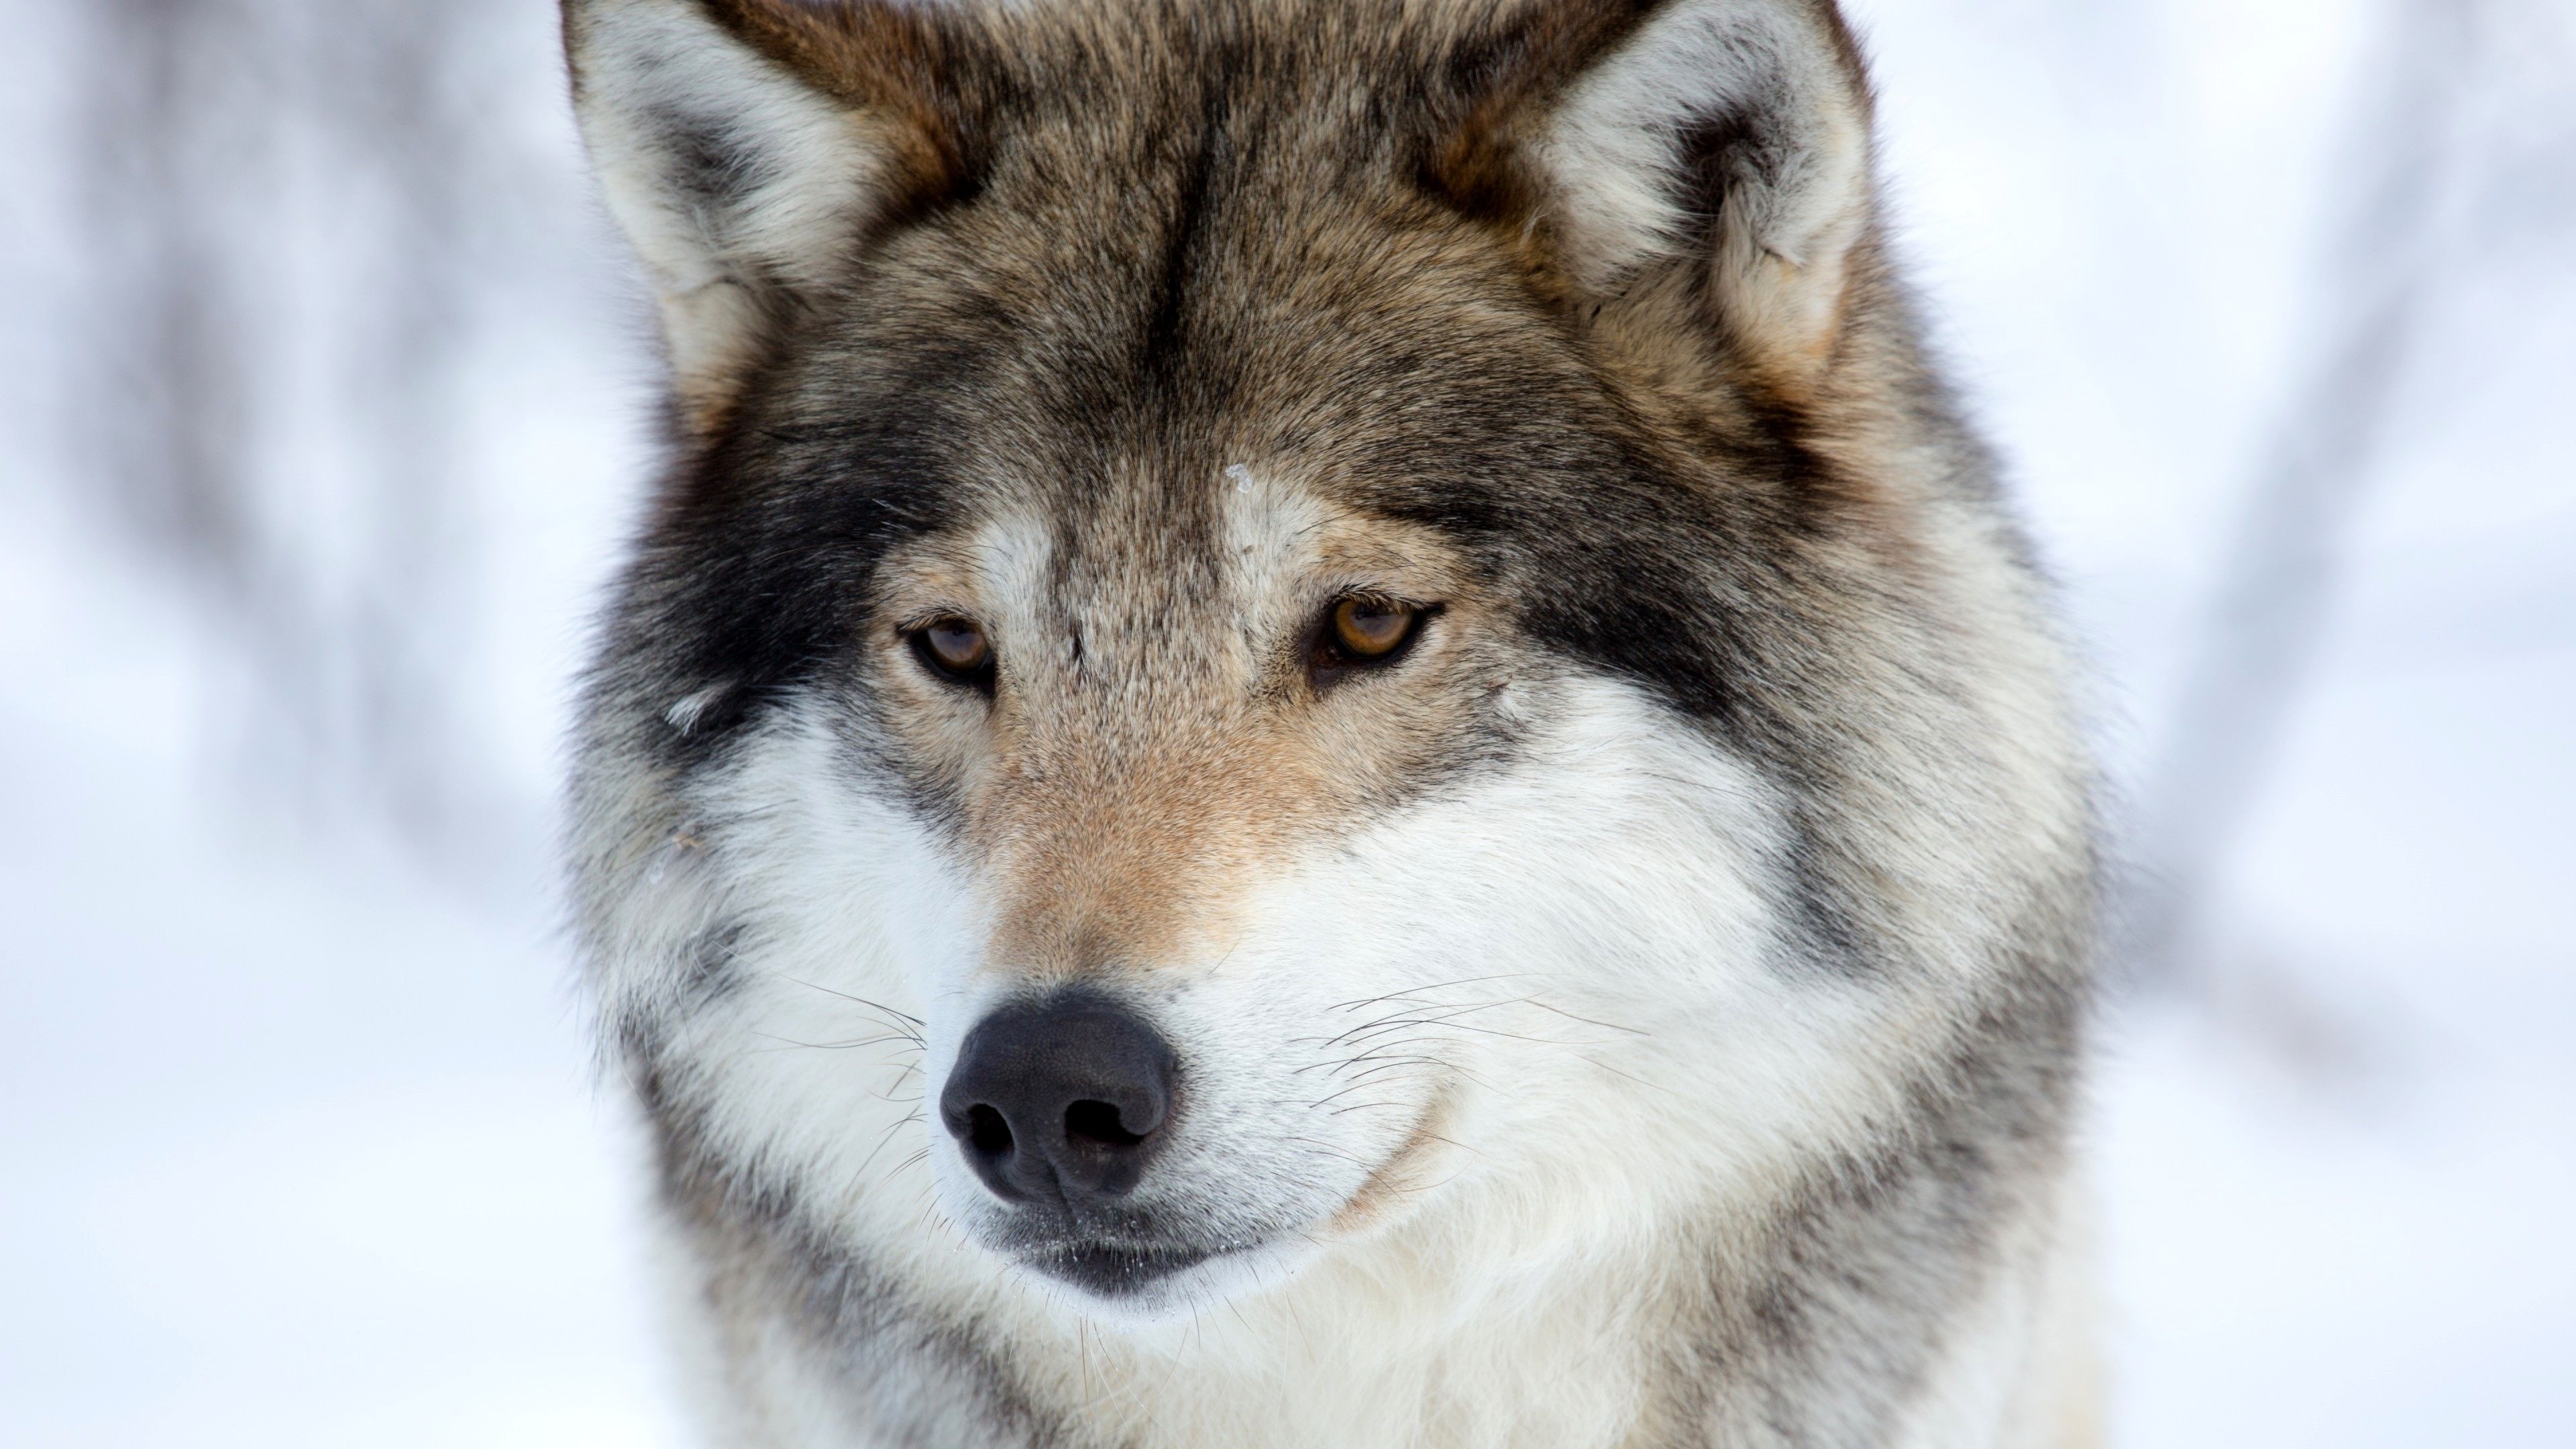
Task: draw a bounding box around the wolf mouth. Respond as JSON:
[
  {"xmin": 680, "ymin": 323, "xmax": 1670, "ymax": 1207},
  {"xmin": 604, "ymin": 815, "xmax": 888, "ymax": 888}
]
[{"xmin": 1020, "ymin": 1239, "xmax": 1242, "ymax": 1297}]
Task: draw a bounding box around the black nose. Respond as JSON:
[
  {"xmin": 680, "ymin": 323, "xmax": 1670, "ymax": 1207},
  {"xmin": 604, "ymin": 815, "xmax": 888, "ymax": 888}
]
[{"xmin": 939, "ymin": 993, "xmax": 1177, "ymax": 1206}]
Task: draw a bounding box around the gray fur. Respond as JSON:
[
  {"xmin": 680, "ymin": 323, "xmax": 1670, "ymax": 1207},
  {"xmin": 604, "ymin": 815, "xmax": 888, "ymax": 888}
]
[{"xmin": 560, "ymin": 2, "xmax": 2100, "ymax": 1444}]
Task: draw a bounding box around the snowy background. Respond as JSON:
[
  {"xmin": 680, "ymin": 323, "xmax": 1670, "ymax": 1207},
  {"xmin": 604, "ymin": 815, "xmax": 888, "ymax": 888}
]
[{"xmin": 2, "ymin": 0, "xmax": 2569, "ymax": 1444}]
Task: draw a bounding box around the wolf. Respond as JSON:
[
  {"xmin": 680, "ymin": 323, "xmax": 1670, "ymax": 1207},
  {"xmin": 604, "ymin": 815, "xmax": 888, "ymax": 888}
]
[{"xmin": 559, "ymin": 1, "xmax": 2100, "ymax": 1444}]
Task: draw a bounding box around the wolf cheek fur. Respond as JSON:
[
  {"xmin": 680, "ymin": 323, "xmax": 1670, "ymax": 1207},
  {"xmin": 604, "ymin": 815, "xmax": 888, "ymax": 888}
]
[{"xmin": 560, "ymin": 1, "xmax": 2101, "ymax": 1445}]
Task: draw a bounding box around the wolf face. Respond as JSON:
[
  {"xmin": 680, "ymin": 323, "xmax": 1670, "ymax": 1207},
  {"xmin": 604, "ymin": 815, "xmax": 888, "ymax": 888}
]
[{"xmin": 564, "ymin": 0, "xmax": 2094, "ymax": 1439}]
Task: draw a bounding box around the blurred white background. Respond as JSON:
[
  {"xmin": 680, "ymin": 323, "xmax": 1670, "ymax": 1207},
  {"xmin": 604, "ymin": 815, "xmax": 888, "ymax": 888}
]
[{"xmin": 1, "ymin": 1, "xmax": 2569, "ymax": 1444}]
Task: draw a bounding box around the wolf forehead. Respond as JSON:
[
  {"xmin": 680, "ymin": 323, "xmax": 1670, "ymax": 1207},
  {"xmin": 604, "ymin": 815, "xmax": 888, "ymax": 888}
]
[{"xmin": 582, "ymin": 0, "xmax": 1887, "ymax": 763}]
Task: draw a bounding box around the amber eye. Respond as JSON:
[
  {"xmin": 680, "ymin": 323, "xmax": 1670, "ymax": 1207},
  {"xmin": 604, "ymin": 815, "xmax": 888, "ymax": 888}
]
[
  {"xmin": 1333, "ymin": 598, "xmax": 1415, "ymax": 656},
  {"xmin": 1311, "ymin": 596, "xmax": 1429, "ymax": 687},
  {"xmin": 909, "ymin": 616, "xmax": 994, "ymax": 690}
]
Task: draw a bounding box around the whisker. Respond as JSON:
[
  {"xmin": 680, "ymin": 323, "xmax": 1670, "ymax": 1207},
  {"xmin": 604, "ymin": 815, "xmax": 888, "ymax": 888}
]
[
  {"xmin": 1324, "ymin": 973, "xmax": 1537, "ymax": 1014},
  {"xmin": 767, "ymin": 974, "xmax": 927, "ymax": 1036},
  {"xmin": 850, "ymin": 1107, "xmax": 926, "ymax": 1188},
  {"xmin": 1326, "ymin": 1099, "xmax": 1409, "ymax": 1118},
  {"xmin": 750, "ymin": 1030, "xmax": 926, "ymax": 1053}
]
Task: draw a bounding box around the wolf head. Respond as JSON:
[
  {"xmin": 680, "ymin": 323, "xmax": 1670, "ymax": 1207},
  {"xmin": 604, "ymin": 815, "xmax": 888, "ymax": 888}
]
[{"xmin": 564, "ymin": 0, "xmax": 2090, "ymax": 1325}]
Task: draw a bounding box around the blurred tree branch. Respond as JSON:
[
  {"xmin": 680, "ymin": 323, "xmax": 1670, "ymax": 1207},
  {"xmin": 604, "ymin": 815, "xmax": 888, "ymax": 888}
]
[
  {"xmin": 2123, "ymin": 0, "xmax": 2493, "ymax": 997},
  {"xmin": 77, "ymin": 0, "xmax": 519, "ymax": 875}
]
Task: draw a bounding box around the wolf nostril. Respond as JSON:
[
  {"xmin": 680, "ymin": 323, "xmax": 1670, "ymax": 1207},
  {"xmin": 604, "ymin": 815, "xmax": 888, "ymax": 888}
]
[
  {"xmin": 967, "ymin": 1104, "xmax": 1014, "ymax": 1157},
  {"xmin": 1064, "ymin": 1098, "xmax": 1145, "ymax": 1148}
]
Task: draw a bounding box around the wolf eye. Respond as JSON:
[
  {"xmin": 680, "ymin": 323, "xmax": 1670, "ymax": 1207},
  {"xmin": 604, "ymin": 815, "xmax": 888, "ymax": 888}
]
[
  {"xmin": 909, "ymin": 616, "xmax": 994, "ymax": 690},
  {"xmin": 1310, "ymin": 596, "xmax": 1429, "ymax": 688}
]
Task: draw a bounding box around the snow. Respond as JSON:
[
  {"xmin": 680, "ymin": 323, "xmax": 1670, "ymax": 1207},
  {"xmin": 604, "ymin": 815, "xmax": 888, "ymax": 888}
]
[{"xmin": 3, "ymin": 1, "xmax": 2569, "ymax": 1443}]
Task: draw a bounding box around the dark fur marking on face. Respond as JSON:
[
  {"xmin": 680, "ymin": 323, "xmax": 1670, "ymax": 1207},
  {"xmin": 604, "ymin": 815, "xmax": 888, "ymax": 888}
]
[
  {"xmin": 1139, "ymin": 80, "xmax": 1230, "ymax": 384},
  {"xmin": 614, "ymin": 349, "xmax": 977, "ymax": 767}
]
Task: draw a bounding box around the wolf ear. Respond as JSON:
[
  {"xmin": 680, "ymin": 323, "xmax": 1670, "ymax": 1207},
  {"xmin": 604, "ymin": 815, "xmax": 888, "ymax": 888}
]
[
  {"xmin": 562, "ymin": 0, "xmax": 967, "ymax": 429},
  {"xmin": 1478, "ymin": 0, "xmax": 1875, "ymax": 389}
]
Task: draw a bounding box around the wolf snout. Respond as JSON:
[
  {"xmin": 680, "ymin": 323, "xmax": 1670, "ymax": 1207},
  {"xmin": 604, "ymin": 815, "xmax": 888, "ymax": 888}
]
[{"xmin": 940, "ymin": 992, "xmax": 1177, "ymax": 1208}]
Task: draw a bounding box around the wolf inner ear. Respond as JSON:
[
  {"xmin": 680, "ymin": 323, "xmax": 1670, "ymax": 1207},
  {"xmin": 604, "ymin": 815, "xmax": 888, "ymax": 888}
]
[
  {"xmin": 1440, "ymin": 0, "xmax": 1875, "ymax": 391},
  {"xmin": 562, "ymin": 0, "xmax": 979, "ymax": 432}
]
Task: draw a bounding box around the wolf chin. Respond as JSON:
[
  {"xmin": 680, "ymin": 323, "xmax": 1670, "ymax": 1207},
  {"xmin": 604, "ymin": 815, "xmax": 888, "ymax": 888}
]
[{"xmin": 559, "ymin": 1, "xmax": 2100, "ymax": 1444}]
